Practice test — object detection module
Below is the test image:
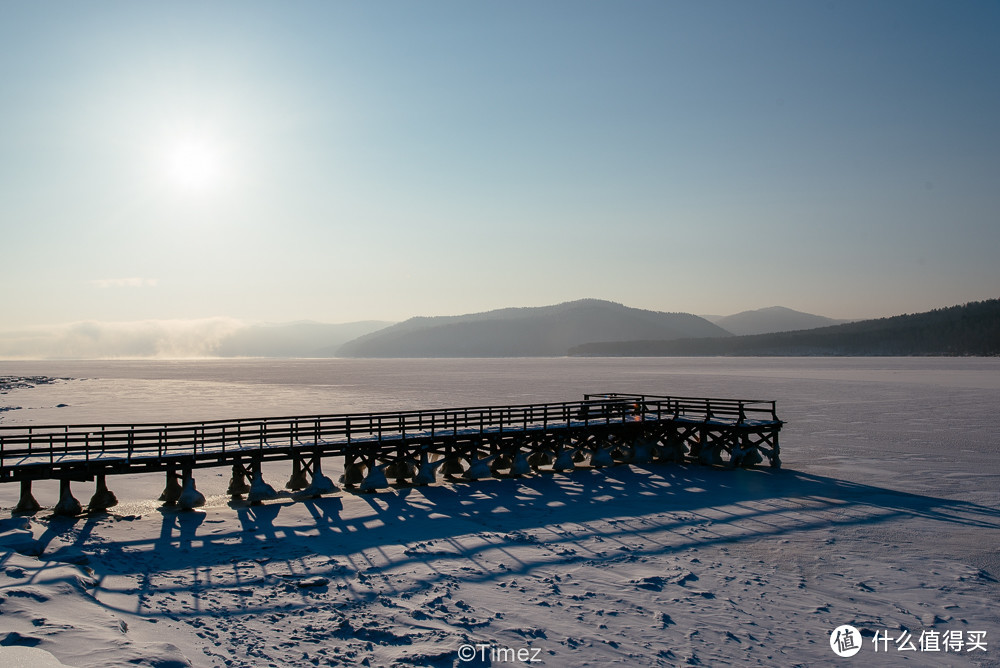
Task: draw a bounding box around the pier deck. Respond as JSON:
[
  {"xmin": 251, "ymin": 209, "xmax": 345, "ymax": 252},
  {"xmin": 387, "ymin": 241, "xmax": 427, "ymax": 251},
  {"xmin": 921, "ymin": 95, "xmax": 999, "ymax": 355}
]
[{"xmin": 1, "ymin": 393, "xmax": 783, "ymax": 515}]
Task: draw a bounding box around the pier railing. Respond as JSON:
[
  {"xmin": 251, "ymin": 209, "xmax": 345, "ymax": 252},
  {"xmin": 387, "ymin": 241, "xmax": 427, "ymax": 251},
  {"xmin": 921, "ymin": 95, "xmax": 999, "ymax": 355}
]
[
  {"xmin": 0, "ymin": 394, "xmax": 781, "ymax": 479},
  {"xmin": 584, "ymin": 393, "xmax": 780, "ymax": 424}
]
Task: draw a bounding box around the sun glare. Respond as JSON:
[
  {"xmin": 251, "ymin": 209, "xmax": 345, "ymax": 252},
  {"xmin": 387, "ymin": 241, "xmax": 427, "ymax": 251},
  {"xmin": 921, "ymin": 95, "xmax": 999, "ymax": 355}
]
[{"xmin": 165, "ymin": 140, "xmax": 223, "ymax": 190}]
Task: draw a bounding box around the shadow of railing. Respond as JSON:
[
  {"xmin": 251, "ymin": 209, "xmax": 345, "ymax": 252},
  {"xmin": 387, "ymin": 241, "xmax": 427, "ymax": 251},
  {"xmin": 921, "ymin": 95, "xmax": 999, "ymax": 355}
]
[{"xmin": 8, "ymin": 465, "xmax": 1000, "ymax": 620}]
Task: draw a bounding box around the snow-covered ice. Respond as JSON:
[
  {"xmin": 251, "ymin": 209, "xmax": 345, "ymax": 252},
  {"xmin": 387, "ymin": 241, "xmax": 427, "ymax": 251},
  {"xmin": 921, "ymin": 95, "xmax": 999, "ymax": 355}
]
[{"xmin": 1, "ymin": 358, "xmax": 998, "ymax": 667}]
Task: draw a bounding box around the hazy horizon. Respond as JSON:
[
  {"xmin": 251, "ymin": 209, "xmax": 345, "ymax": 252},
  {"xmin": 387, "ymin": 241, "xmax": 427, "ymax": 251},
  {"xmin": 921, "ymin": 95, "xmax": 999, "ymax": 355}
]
[
  {"xmin": 0, "ymin": 296, "xmax": 989, "ymax": 360},
  {"xmin": 3, "ymin": 2, "xmax": 998, "ymax": 334}
]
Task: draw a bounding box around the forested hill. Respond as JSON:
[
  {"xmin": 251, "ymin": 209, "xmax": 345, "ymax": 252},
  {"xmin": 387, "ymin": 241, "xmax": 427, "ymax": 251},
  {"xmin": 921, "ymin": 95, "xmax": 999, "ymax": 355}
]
[{"xmin": 569, "ymin": 299, "xmax": 1000, "ymax": 357}]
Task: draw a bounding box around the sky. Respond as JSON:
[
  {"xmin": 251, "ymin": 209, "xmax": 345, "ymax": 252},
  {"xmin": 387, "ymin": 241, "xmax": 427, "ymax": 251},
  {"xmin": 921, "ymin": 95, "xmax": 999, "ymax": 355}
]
[{"xmin": 2, "ymin": 0, "xmax": 998, "ymax": 341}]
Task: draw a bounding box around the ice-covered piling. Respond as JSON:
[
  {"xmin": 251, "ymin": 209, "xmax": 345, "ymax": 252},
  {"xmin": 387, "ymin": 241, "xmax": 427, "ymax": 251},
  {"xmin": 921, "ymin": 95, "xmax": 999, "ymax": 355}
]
[
  {"xmin": 159, "ymin": 470, "xmax": 182, "ymax": 505},
  {"xmin": 227, "ymin": 464, "xmax": 250, "ymax": 499},
  {"xmin": 464, "ymin": 453, "xmax": 499, "ymax": 480},
  {"xmin": 14, "ymin": 480, "xmax": 41, "ymax": 515},
  {"xmin": 285, "ymin": 458, "xmax": 310, "ymax": 491},
  {"xmin": 178, "ymin": 469, "xmax": 206, "ymax": 510},
  {"xmin": 88, "ymin": 475, "xmax": 118, "ymax": 512},
  {"xmin": 509, "ymin": 452, "xmax": 532, "ymax": 476},
  {"xmin": 590, "ymin": 448, "xmax": 614, "ymax": 468},
  {"xmin": 53, "ymin": 479, "xmax": 82, "ymax": 516},
  {"xmin": 340, "ymin": 455, "xmax": 365, "ymax": 485},
  {"xmin": 552, "ymin": 448, "xmax": 576, "ymax": 472},
  {"xmin": 441, "ymin": 456, "xmax": 466, "ymax": 477},
  {"xmin": 248, "ymin": 468, "xmax": 279, "ymax": 505},
  {"xmin": 359, "ymin": 462, "xmax": 389, "ymax": 492},
  {"xmin": 299, "ymin": 455, "xmax": 337, "ymax": 497}
]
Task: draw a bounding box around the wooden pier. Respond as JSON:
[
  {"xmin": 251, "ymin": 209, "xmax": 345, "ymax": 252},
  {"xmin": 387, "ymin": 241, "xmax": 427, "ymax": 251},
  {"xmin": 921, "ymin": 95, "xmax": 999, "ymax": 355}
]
[{"xmin": 0, "ymin": 393, "xmax": 783, "ymax": 515}]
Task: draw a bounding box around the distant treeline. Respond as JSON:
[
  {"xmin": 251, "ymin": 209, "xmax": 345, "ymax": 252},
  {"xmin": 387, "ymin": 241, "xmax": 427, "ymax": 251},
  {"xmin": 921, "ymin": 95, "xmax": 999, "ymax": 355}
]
[{"xmin": 569, "ymin": 299, "xmax": 1000, "ymax": 357}]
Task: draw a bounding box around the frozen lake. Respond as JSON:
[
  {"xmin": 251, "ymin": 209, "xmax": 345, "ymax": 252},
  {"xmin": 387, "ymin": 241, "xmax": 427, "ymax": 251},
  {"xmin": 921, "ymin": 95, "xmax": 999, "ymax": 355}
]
[{"xmin": 1, "ymin": 357, "xmax": 999, "ymax": 666}]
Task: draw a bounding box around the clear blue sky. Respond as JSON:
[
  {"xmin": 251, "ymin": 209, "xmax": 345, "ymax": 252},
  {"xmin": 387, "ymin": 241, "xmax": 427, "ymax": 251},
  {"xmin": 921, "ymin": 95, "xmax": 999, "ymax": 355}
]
[{"xmin": 2, "ymin": 0, "xmax": 998, "ymax": 331}]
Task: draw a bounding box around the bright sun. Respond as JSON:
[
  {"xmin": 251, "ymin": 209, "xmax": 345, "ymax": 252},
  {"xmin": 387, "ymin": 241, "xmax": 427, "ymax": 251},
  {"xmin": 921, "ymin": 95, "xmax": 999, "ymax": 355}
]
[{"xmin": 165, "ymin": 140, "xmax": 222, "ymax": 190}]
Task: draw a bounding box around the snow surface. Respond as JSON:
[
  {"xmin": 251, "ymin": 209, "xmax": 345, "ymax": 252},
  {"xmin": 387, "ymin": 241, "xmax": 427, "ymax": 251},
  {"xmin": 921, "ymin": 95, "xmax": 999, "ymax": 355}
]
[{"xmin": 1, "ymin": 358, "xmax": 999, "ymax": 667}]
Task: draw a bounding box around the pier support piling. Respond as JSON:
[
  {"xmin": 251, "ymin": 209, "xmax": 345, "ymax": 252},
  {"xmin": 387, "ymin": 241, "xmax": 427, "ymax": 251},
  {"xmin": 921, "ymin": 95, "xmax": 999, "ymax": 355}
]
[
  {"xmin": 299, "ymin": 453, "xmax": 337, "ymax": 498},
  {"xmin": 552, "ymin": 448, "xmax": 576, "ymax": 472},
  {"xmin": 464, "ymin": 452, "xmax": 495, "ymax": 481},
  {"xmin": 248, "ymin": 462, "xmax": 279, "ymax": 505},
  {"xmin": 227, "ymin": 463, "xmax": 251, "ymax": 500},
  {"xmin": 441, "ymin": 455, "xmax": 465, "ymax": 477},
  {"xmin": 285, "ymin": 458, "xmax": 310, "ymax": 491},
  {"xmin": 413, "ymin": 452, "xmax": 438, "ymax": 486},
  {"xmin": 14, "ymin": 480, "xmax": 41, "ymax": 515},
  {"xmin": 178, "ymin": 468, "xmax": 206, "ymax": 510},
  {"xmin": 159, "ymin": 469, "xmax": 182, "ymax": 505},
  {"xmin": 53, "ymin": 479, "xmax": 82, "ymax": 516},
  {"xmin": 590, "ymin": 447, "xmax": 614, "ymax": 468},
  {"xmin": 527, "ymin": 450, "xmax": 551, "ymax": 470},
  {"xmin": 509, "ymin": 452, "xmax": 531, "ymax": 476},
  {"xmin": 340, "ymin": 455, "xmax": 365, "ymax": 486},
  {"xmin": 631, "ymin": 437, "xmax": 655, "ymax": 465},
  {"xmin": 359, "ymin": 458, "xmax": 388, "ymax": 492},
  {"xmin": 88, "ymin": 474, "xmax": 118, "ymax": 512}
]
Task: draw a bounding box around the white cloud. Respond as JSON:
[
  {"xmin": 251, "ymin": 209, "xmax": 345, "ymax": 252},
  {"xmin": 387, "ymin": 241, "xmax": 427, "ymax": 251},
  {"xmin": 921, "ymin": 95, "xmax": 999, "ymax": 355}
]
[
  {"xmin": 90, "ymin": 278, "xmax": 159, "ymax": 289},
  {"xmin": 0, "ymin": 318, "xmax": 244, "ymax": 359}
]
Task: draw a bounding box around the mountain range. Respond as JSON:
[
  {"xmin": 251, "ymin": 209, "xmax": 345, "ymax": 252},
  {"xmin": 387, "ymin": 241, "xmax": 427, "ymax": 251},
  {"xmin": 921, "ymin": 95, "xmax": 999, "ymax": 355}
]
[
  {"xmin": 335, "ymin": 299, "xmax": 728, "ymax": 357},
  {"xmin": 194, "ymin": 299, "xmax": 995, "ymax": 358}
]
